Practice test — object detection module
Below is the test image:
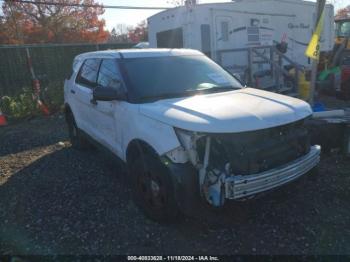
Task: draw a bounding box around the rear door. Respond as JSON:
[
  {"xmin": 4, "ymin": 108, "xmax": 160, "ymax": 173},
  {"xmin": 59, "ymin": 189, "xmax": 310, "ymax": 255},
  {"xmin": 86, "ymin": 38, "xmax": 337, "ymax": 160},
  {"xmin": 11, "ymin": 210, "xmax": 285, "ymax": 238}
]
[{"xmin": 73, "ymin": 58, "xmax": 101, "ymax": 135}]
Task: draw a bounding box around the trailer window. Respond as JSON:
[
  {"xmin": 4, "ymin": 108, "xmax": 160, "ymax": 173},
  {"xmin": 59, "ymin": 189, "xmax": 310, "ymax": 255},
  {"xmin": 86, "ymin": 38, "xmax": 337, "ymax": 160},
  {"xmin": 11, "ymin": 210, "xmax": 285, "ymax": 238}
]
[
  {"xmin": 221, "ymin": 21, "xmax": 229, "ymax": 41},
  {"xmin": 247, "ymin": 27, "xmax": 260, "ymax": 43},
  {"xmin": 156, "ymin": 28, "xmax": 183, "ymax": 48}
]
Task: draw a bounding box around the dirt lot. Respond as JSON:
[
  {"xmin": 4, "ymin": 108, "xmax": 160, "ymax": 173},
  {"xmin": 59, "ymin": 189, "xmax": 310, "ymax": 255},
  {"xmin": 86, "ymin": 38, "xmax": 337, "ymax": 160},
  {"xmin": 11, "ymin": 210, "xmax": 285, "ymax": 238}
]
[{"xmin": 0, "ymin": 114, "xmax": 350, "ymax": 255}]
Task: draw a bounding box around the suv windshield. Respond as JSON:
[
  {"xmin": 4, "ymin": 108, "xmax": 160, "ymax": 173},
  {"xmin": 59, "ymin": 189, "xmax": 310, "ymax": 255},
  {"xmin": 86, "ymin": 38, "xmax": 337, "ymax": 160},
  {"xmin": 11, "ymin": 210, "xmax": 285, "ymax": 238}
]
[{"xmin": 122, "ymin": 55, "xmax": 242, "ymax": 102}]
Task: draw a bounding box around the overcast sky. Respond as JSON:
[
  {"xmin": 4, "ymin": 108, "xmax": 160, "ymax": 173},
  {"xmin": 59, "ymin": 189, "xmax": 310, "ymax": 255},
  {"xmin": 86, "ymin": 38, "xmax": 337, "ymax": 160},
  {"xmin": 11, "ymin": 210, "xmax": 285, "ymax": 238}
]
[{"xmin": 101, "ymin": 0, "xmax": 349, "ymax": 30}]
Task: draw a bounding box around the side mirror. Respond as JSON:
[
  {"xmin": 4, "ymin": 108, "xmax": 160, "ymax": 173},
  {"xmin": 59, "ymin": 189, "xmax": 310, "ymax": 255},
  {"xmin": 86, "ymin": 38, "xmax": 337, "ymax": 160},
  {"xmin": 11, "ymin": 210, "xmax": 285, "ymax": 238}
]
[{"xmin": 93, "ymin": 85, "xmax": 126, "ymax": 102}]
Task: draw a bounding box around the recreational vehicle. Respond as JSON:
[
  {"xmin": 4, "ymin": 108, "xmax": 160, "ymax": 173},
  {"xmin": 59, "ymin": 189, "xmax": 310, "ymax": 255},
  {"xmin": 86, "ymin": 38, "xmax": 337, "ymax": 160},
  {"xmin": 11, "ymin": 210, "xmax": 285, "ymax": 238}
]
[{"xmin": 148, "ymin": 0, "xmax": 334, "ymax": 87}]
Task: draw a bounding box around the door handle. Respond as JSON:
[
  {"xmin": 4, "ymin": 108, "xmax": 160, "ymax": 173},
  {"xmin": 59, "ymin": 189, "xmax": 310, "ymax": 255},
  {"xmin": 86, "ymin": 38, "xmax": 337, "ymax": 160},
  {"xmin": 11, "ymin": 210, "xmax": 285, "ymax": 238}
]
[{"xmin": 70, "ymin": 89, "xmax": 75, "ymax": 94}]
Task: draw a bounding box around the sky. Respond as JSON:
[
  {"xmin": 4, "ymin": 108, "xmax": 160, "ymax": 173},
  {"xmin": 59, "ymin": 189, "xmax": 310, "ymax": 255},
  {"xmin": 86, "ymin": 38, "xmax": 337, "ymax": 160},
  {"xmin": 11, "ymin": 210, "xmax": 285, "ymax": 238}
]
[
  {"xmin": 101, "ymin": 0, "xmax": 230, "ymax": 30},
  {"xmin": 101, "ymin": 0, "xmax": 350, "ymax": 31}
]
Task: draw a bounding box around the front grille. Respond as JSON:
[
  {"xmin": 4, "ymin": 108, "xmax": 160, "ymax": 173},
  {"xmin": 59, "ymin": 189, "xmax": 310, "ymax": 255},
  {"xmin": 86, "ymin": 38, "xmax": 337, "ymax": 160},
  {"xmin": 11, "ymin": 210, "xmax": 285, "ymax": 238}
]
[{"xmin": 197, "ymin": 119, "xmax": 310, "ymax": 175}]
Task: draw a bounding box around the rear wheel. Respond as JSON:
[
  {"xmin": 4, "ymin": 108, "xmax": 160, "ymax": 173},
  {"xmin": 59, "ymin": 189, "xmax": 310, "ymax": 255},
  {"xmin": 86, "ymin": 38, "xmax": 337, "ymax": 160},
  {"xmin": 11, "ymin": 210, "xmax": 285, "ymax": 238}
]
[
  {"xmin": 66, "ymin": 112, "xmax": 90, "ymax": 150},
  {"xmin": 129, "ymin": 154, "xmax": 179, "ymax": 222}
]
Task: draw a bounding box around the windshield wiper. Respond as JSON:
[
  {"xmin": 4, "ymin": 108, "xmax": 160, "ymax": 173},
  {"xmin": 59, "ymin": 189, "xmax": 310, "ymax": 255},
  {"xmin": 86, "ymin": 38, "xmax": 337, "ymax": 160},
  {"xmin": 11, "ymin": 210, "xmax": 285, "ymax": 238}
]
[
  {"xmin": 141, "ymin": 86, "xmax": 240, "ymax": 102},
  {"xmin": 201, "ymin": 85, "xmax": 241, "ymax": 93},
  {"xmin": 141, "ymin": 92, "xmax": 194, "ymax": 102}
]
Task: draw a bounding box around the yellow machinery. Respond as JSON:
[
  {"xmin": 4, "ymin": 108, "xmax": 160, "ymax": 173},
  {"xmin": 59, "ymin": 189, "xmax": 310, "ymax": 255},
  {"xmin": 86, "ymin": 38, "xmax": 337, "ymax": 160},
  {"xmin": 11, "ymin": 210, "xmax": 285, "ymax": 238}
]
[
  {"xmin": 287, "ymin": 68, "xmax": 311, "ymax": 101},
  {"xmin": 298, "ymin": 70, "xmax": 311, "ymax": 100},
  {"xmin": 335, "ymin": 18, "xmax": 350, "ymax": 50}
]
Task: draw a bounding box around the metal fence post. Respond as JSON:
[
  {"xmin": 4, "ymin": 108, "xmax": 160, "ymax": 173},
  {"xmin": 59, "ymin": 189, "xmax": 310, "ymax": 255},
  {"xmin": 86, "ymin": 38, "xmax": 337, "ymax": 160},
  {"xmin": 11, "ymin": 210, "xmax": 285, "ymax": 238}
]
[
  {"xmin": 295, "ymin": 66, "xmax": 300, "ymax": 95},
  {"xmin": 247, "ymin": 48, "xmax": 253, "ymax": 87},
  {"xmin": 270, "ymin": 47, "xmax": 274, "ymax": 81}
]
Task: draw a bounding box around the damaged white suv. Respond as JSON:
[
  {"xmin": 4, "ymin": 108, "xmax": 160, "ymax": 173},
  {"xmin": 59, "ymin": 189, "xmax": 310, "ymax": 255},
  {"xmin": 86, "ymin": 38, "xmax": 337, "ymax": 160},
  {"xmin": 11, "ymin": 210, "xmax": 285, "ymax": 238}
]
[{"xmin": 64, "ymin": 49, "xmax": 321, "ymax": 221}]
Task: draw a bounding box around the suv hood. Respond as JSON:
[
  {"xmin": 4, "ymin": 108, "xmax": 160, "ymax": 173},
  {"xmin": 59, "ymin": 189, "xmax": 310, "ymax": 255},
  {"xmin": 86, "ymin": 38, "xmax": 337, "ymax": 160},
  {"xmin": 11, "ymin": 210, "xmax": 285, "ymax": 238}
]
[{"xmin": 139, "ymin": 88, "xmax": 312, "ymax": 133}]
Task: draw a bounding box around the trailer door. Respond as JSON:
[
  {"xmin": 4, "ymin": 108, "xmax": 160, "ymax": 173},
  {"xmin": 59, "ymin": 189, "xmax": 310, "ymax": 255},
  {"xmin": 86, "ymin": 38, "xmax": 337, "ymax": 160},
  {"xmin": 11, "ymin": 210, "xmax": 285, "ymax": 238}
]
[
  {"xmin": 214, "ymin": 15, "xmax": 235, "ymax": 51},
  {"xmin": 212, "ymin": 11, "xmax": 248, "ymax": 71}
]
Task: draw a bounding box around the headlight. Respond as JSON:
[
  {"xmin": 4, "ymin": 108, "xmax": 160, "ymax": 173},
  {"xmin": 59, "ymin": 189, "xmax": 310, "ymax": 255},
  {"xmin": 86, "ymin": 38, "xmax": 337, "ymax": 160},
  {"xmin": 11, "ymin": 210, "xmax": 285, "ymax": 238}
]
[
  {"xmin": 174, "ymin": 128, "xmax": 204, "ymax": 166},
  {"xmin": 174, "ymin": 128, "xmax": 195, "ymax": 149},
  {"xmin": 165, "ymin": 146, "xmax": 188, "ymax": 164},
  {"xmin": 174, "ymin": 128, "xmax": 204, "ymax": 149}
]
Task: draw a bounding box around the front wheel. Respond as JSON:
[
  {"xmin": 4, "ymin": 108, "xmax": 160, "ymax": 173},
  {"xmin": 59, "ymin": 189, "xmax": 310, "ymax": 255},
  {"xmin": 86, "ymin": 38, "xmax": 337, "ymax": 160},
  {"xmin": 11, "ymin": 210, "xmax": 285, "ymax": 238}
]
[{"xmin": 129, "ymin": 154, "xmax": 179, "ymax": 222}]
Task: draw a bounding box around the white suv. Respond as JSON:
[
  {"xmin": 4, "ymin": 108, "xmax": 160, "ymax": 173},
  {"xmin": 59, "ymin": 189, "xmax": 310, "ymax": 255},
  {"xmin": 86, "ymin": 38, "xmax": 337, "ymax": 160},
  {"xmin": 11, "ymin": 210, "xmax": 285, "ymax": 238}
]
[{"xmin": 64, "ymin": 49, "xmax": 321, "ymax": 221}]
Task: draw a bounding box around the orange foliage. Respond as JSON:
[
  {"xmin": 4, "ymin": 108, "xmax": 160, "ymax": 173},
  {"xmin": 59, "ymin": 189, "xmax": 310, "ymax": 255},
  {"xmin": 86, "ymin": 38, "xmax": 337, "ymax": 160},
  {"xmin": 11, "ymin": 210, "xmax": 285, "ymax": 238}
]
[
  {"xmin": 335, "ymin": 5, "xmax": 350, "ymax": 20},
  {"xmin": 128, "ymin": 21, "xmax": 148, "ymax": 43},
  {"xmin": 1, "ymin": 0, "xmax": 109, "ymax": 44}
]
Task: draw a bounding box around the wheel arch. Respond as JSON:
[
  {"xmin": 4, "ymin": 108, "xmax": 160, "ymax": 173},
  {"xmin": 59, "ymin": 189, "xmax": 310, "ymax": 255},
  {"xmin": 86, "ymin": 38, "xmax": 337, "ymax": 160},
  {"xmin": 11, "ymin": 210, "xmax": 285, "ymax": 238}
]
[
  {"xmin": 64, "ymin": 103, "xmax": 78, "ymax": 127},
  {"xmin": 64, "ymin": 103, "xmax": 73, "ymax": 118},
  {"xmin": 126, "ymin": 139, "xmax": 159, "ymax": 166}
]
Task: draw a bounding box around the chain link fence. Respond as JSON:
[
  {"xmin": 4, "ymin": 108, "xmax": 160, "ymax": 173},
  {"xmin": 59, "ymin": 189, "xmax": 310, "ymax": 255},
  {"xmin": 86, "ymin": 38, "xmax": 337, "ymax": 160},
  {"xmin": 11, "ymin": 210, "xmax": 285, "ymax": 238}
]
[
  {"xmin": 0, "ymin": 43, "xmax": 133, "ymax": 96},
  {"xmin": 0, "ymin": 43, "xmax": 133, "ymax": 119}
]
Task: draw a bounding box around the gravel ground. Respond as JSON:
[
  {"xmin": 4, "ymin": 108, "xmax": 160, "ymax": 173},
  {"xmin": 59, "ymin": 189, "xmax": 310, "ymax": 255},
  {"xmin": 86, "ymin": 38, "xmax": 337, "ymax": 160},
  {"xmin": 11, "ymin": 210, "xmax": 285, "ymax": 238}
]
[{"xmin": 0, "ymin": 114, "xmax": 350, "ymax": 255}]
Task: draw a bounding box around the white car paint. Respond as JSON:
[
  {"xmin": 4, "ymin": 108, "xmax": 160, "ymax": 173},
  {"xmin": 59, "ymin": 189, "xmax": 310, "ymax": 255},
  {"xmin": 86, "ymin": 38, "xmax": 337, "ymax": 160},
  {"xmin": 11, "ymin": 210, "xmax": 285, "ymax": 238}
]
[
  {"xmin": 140, "ymin": 87, "xmax": 312, "ymax": 133},
  {"xmin": 120, "ymin": 104, "xmax": 181, "ymax": 161},
  {"xmin": 119, "ymin": 48, "xmax": 203, "ymax": 58},
  {"xmin": 65, "ymin": 48, "xmax": 312, "ymax": 162},
  {"xmin": 73, "ymin": 48, "xmax": 202, "ymax": 60},
  {"xmin": 64, "ymin": 49, "xmax": 189, "ymax": 161},
  {"xmin": 64, "ymin": 48, "xmax": 322, "ymax": 210}
]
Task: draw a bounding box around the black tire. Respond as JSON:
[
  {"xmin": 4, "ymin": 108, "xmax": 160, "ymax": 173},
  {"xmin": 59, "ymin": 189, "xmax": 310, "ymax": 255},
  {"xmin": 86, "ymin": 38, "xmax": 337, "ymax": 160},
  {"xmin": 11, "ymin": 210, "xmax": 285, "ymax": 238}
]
[
  {"xmin": 129, "ymin": 154, "xmax": 179, "ymax": 222},
  {"xmin": 66, "ymin": 112, "xmax": 90, "ymax": 150}
]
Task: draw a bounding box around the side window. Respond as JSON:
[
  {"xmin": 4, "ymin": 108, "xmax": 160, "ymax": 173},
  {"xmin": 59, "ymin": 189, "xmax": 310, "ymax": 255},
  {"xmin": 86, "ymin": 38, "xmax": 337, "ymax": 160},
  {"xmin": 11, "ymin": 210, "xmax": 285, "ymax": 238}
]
[
  {"xmin": 221, "ymin": 21, "xmax": 229, "ymax": 41},
  {"xmin": 76, "ymin": 58, "xmax": 101, "ymax": 88},
  {"xmin": 97, "ymin": 59, "xmax": 122, "ymax": 89}
]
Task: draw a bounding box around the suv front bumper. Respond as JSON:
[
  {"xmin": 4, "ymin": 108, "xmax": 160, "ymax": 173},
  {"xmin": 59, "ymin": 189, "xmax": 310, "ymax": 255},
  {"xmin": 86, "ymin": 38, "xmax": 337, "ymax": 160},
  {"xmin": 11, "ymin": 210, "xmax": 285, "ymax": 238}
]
[{"xmin": 225, "ymin": 145, "xmax": 321, "ymax": 199}]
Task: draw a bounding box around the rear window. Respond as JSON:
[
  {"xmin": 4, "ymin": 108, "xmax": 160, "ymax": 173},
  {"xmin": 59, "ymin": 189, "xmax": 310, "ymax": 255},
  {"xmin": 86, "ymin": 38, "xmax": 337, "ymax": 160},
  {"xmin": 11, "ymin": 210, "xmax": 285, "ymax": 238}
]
[{"xmin": 76, "ymin": 58, "xmax": 101, "ymax": 88}]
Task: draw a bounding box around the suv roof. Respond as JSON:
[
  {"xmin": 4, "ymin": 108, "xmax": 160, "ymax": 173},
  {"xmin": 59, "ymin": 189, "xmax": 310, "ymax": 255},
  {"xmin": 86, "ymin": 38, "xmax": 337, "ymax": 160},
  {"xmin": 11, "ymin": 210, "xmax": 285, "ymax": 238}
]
[{"xmin": 75, "ymin": 48, "xmax": 203, "ymax": 60}]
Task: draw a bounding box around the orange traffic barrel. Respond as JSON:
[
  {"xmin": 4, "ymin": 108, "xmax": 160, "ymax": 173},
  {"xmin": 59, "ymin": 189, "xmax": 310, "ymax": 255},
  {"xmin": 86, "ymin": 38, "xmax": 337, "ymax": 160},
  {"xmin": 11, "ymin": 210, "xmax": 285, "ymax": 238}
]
[{"xmin": 0, "ymin": 110, "xmax": 7, "ymax": 126}]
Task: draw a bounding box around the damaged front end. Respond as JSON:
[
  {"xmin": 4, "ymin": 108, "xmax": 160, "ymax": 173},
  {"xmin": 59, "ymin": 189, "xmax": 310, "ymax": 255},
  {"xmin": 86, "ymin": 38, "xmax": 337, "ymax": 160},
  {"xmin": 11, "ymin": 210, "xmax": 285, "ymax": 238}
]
[{"xmin": 169, "ymin": 119, "xmax": 321, "ymax": 208}]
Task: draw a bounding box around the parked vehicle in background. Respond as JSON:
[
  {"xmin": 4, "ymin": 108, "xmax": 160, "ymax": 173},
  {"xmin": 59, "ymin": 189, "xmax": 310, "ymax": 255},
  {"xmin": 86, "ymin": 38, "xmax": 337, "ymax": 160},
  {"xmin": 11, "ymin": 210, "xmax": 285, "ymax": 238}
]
[
  {"xmin": 133, "ymin": 42, "xmax": 150, "ymax": 49},
  {"xmin": 64, "ymin": 49, "xmax": 321, "ymax": 222},
  {"xmin": 148, "ymin": 0, "xmax": 334, "ymax": 81},
  {"xmin": 335, "ymin": 18, "xmax": 350, "ymax": 50}
]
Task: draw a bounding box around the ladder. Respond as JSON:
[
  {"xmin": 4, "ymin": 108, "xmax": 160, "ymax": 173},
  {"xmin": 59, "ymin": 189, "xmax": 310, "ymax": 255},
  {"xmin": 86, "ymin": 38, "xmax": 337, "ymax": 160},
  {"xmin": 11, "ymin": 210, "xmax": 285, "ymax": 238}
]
[{"xmin": 216, "ymin": 45, "xmax": 303, "ymax": 97}]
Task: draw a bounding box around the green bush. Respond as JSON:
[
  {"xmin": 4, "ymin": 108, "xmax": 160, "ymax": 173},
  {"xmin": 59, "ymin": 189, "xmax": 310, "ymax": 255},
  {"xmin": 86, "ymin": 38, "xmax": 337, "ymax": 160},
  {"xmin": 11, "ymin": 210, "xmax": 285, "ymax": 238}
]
[
  {"xmin": 42, "ymin": 81, "xmax": 64, "ymax": 112},
  {"xmin": 0, "ymin": 82, "xmax": 64, "ymax": 120},
  {"xmin": 0, "ymin": 88, "xmax": 39, "ymax": 119}
]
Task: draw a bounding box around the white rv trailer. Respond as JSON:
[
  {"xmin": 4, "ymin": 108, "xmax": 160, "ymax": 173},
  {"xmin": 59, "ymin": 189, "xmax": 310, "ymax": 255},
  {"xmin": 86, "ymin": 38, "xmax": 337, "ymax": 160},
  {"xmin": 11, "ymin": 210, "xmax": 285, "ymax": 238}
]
[{"xmin": 148, "ymin": 0, "xmax": 334, "ymax": 79}]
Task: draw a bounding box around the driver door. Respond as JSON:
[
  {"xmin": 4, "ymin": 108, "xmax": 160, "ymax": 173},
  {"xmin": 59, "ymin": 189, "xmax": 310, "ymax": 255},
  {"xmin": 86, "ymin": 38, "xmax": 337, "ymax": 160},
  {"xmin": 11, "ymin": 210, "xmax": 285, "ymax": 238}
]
[{"xmin": 89, "ymin": 58, "xmax": 125, "ymax": 157}]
